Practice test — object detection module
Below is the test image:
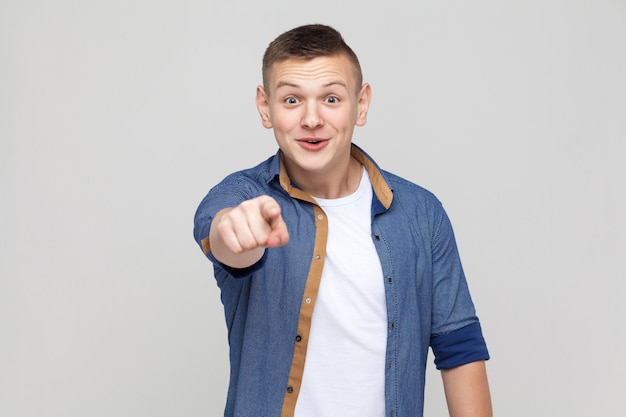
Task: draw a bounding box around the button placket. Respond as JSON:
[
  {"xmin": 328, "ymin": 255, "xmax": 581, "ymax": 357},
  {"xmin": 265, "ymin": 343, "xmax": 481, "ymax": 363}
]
[{"xmin": 282, "ymin": 204, "xmax": 328, "ymax": 416}]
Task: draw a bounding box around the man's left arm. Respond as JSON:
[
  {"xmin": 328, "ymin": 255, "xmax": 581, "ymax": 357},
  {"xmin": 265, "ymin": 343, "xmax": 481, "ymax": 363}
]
[{"xmin": 441, "ymin": 360, "xmax": 492, "ymax": 417}]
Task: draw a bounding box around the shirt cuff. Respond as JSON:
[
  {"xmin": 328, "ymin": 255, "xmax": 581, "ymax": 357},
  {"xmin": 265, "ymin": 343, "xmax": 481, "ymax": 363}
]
[
  {"xmin": 430, "ymin": 322, "xmax": 490, "ymax": 370},
  {"xmin": 209, "ymin": 249, "xmax": 267, "ymax": 279}
]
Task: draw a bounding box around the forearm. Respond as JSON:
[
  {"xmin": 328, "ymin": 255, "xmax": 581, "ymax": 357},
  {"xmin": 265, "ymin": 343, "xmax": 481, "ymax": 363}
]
[{"xmin": 441, "ymin": 360, "xmax": 492, "ymax": 417}]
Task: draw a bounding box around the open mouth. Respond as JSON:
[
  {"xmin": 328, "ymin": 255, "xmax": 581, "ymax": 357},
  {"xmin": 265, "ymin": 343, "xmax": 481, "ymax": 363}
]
[{"xmin": 297, "ymin": 138, "xmax": 328, "ymax": 150}]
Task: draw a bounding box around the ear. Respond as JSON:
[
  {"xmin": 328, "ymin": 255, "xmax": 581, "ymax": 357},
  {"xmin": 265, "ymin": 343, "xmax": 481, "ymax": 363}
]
[
  {"xmin": 355, "ymin": 83, "xmax": 372, "ymax": 127},
  {"xmin": 256, "ymin": 85, "xmax": 273, "ymax": 129}
]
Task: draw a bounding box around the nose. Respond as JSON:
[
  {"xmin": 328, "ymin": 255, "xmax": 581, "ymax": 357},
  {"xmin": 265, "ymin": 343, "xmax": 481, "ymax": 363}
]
[{"xmin": 301, "ymin": 101, "xmax": 323, "ymax": 129}]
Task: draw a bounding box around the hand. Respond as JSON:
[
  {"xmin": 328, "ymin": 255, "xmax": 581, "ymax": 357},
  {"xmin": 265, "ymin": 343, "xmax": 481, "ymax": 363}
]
[{"xmin": 209, "ymin": 196, "xmax": 289, "ymax": 267}]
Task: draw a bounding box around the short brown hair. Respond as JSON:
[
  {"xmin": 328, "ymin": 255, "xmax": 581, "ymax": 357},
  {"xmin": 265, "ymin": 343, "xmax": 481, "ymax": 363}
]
[{"xmin": 262, "ymin": 24, "xmax": 363, "ymax": 91}]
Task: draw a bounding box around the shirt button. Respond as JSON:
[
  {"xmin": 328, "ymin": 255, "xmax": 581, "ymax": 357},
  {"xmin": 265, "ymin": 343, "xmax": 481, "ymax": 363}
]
[
  {"xmin": 317, "ymin": 214, "xmax": 324, "ymax": 220},
  {"xmin": 286, "ymin": 386, "xmax": 294, "ymax": 394},
  {"xmin": 389, "ymin": 322, "xmax": 395, "ymax": 330},
  {"xmin": 305, "ymin": 297, "xmax": 312, "ymax": 304},
  {"xmin": 315, "ymin": 254, "xmax": 321, "ymax": 260},
  {"xmin": 296, "ymin": 335, "xmax": 302, "ymax": 342}
]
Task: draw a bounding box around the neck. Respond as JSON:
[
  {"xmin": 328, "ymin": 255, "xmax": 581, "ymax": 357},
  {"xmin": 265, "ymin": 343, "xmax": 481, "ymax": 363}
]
[{"xmin": 289, "ymin": 157, "xmax": 363, "ymax": 200}]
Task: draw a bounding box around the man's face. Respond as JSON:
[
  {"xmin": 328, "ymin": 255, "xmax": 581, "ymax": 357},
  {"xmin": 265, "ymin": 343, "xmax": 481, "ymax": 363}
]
[{"xmin": 256, "ymin": 54, "xmax": 371, "ymax": 184}]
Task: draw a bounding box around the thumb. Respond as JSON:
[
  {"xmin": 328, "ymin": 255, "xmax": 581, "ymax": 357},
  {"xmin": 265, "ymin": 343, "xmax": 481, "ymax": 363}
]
[
  {"xmin": 261, "ymin": 201, "xmax": 289, "ymax": 247},
  {"xmin": 261, "ymin": 198, "xmax": 282, "ymax": 223}
]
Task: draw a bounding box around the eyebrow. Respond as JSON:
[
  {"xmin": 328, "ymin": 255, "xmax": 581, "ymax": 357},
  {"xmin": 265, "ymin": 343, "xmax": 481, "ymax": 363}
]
[{"xmin": 274, "ymin": 80, "xmax": 349, "ymax": 90}]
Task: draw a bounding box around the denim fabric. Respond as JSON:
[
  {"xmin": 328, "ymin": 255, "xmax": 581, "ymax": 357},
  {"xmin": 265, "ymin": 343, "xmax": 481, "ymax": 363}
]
[{"xmin": 193, "ymin": 145, "xmax": 489, "ymax": 417}]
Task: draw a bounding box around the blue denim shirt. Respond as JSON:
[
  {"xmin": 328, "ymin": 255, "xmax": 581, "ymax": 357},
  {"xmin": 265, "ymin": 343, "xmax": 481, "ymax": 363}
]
[{"xmin": 194, "ymin": 145, "xmax": 489, "ymax": 417}]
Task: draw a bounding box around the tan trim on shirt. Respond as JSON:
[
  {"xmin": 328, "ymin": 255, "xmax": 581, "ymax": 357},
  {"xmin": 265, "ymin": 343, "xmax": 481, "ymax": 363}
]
[
  {"xmin": 280, "ymin": 203, "xmax": 328, "ymax": 417},
  {"xmin": 201, "ymin": 236, "xmax": 211, "ymax": 255},
  {"xmin": 279, "ymin": 153, "xmax": 328, "ymax": 416},
  {"xmin": 351, "ymin": 146, "xmax": 393, "ymax": 209}
]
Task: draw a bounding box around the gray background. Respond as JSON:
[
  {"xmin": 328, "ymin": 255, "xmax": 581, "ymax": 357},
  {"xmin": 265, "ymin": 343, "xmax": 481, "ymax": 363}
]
[{"xmin": 1, "ymin": 1, "xmax": 625, "ymax": 416}]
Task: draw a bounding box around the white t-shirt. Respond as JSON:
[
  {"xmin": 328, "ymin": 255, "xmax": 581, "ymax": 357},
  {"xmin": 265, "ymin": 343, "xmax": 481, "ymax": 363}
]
[{"xmin": 295, "ymin": 170, "xmax": 387, "ymax": 417}]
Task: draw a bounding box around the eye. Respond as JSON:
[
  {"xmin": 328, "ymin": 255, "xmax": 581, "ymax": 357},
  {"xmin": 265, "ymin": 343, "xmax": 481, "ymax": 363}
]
[
  {"xmin": 284, "ymin": 96, "xmax": 298, "ymax": 105},
  {"xmin": 325, "ymin": 95, "xmax": 340, "ymax": 104}
]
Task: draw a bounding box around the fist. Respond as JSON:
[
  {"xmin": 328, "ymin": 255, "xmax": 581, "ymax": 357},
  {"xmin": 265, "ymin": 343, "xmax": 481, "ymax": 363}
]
[{"xmin": 211, "ymin": 196, "xmax": 290, "ymax": 263}]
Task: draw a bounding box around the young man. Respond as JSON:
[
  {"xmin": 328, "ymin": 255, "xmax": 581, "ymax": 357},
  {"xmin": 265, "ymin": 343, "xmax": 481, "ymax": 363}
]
[{"xmin": 194, "ymin": 24, "xmax": 492, "ymax": 417}]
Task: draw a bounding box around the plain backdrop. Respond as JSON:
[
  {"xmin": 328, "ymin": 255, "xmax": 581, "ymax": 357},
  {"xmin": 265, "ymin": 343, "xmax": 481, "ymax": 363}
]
[{"xmin": 1, "ymin": 1, "xmax": 625, "ymax": 416}]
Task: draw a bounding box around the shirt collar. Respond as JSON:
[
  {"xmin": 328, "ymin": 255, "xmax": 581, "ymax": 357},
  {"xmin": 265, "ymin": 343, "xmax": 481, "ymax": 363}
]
[{"xmin": 272, "ymin": 144, "xmax": 393, "ymax": 210}]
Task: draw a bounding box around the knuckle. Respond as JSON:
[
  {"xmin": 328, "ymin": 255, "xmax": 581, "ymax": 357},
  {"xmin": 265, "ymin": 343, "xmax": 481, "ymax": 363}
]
[{"xmin": 240, "ymin": 236, "xmax": 260, "ymax": 251}]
